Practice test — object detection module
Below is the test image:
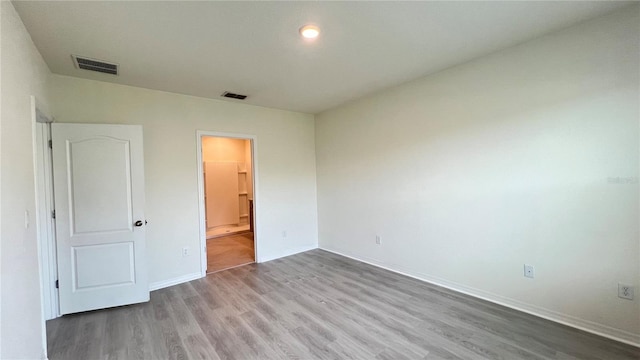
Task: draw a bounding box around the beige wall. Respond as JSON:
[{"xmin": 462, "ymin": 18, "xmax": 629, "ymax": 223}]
[
  {"xmin": 201, "ymin": 136, "xmax": 252, "ymax": 226},
  {"xmin": 50, "ymin": 74, "xmax": 319, "ymax": 286},
  {"xmin": 245, "ymin": 139, "xmax": 253, "ymax": 200},
  {"xmin": 0, "ymin": 2, "xmax": 52, "ymax": 358},
  {"xmin": 316, "ymin": 6, "xmax": 640, "ymax": 344},
  {"xmin": 202, "ymin": 136, "xmax": 247, "ymax": 163}
]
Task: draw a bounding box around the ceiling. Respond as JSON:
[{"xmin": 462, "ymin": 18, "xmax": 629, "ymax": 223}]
[{"xmin": 13, "ymin": 1, "xmax": 632, "ymax": 114}]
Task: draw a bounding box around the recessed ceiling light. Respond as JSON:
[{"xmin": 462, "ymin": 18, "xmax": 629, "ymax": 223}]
[{"xmin": 299, "ymin": 25, "xmax": 320, "ymax": 39}]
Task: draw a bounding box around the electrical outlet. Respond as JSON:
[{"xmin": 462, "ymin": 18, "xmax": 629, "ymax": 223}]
[
  {"xmin": 182, "ymin": 247, "xmax": 190, "ymax": 257},
  {"xmin": 524, "ymin": 264, "xmax": 535, "ymax": 279},
  {"xmin": 375, "ymin": 235, "xmax": 382, "ymax": 245},
  {"xmin": 618, "ymin": 284, "xmax": 634, "ymax": 300}
]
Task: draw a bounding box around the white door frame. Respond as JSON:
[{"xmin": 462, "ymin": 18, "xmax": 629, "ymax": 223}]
[
  {"xmin": 33, "ymin": 116, "xmax": 59, "ymax": 320},
  {"xmin": 31, "ymin": 96, "xmax": 56, "ymax": 360},
  {"xmin": 196, "ymin": 130, "xmax": 259, "ymax": 276}
]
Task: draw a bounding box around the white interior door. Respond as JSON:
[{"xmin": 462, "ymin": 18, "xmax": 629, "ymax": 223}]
[{"xmin": 52, "ymin": 123, "xmax": 148, "ymax": 315}]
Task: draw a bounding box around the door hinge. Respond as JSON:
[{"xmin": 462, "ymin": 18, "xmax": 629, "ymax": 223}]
[
  {"xmin": 55, "ymin": 280, "xmax": 59, "ymax": 289},
  {"xmin": 48, "ymin": 139, "xmax": 53, "ymax": 149},
  {"xmin": 52, "ymin": 210, "xmax": 56, "ymax": 219}
]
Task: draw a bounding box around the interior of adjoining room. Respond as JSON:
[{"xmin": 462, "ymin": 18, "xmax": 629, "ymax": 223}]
[{"xmin": 201, "ymin": 136, "xmax": 255, "ymax": 273}]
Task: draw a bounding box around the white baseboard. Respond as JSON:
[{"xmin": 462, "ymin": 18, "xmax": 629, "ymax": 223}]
[
  {"xmin": 320, "ymin": 246, "xmax": 640, "ymax": 348},
  {"xmin": 149, "ymin": 272, "xmax": 202, "ymax": 291},
  {"xmin": 258, "ymin": 244, "xmax": 318, "ymax": 263}
]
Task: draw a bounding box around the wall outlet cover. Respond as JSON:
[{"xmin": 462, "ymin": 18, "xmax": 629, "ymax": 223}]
[
  {"xmin": 524, "ymin": 264, "xmax": 535, "ymax": 279},
  {"xmin": 618, "ymin": 283, "xmax": 634, "ymax": 300}
]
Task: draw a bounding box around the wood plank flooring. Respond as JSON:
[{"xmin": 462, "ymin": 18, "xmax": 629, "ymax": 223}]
[
  {"xmin": 207, "ymin": 232, "xmax": 255, "ymax": 273},
  {"xmin": 47, "ymin": 249, "xmax": 640, "ymax": 360}
]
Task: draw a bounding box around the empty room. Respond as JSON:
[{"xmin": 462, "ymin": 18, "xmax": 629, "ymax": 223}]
[{"xmin": 1, "ymin": 1, "xmax": 639, "ymax": 359}]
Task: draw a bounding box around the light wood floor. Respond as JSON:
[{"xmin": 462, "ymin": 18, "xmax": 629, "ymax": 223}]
[
  {"xmin": 46, "ymin": 249, "xmax": 639, "ymax": 360},
  {"xmin": 207, "ymin": 232, "xmax": 254, "ymax": 273},
  {"xmin": 207, "ymin": 224, "xmax": 251, "ymax": 239}
]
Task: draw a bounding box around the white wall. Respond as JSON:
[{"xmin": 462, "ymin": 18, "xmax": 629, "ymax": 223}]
[
  {"xmin": 0, "ymin": 2, "xmax": 51, "ymax": 359},
  {"xmin": 316, "ymin": 6, "xmax": 640, "ymax": 345},
  {"xmin": 49, "ymin": 75, "xmax": 318, "ymax": 286}
]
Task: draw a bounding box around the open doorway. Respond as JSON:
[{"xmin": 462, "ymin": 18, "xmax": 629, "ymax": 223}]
[{"xmin": 199, "ymin": 134, "xmax": 255, "ymax": 273}]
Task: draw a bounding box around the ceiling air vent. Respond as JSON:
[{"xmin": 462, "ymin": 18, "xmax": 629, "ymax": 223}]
[
  {"xmin": 72, "ymin": 55, "xmax": 118, "ymax": 75},
  {"xmin": 222, "ymin": 91, "xmax": 247, "ymax": 100}
]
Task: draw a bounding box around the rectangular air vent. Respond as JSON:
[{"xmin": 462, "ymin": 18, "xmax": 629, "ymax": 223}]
[
  {"xmin": 222, "ymin": 91, "xmax": 247, "ymax": 100},
  {"xmin": 72, "ymin": 55, "xmax": 118, "ymax": 75}
]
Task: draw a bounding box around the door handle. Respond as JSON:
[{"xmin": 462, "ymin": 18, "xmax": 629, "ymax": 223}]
[{"xmin": 134, "ymin": 220, "xmax": 144, "ymax": 227}]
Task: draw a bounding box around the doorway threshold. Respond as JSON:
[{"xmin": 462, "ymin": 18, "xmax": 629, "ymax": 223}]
[{"xmin": 206, "ymin": 224, "xmax": 250, "ymax": 239}]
